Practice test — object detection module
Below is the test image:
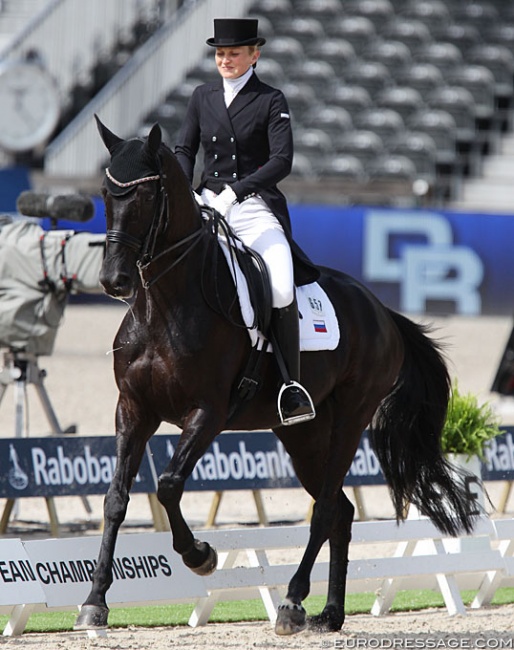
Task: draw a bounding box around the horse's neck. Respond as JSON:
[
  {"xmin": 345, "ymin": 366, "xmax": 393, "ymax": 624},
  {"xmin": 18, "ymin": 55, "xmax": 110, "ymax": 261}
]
[{"xmin": 162, "ymin": 154, "xmax": 202, "ymax": 243}]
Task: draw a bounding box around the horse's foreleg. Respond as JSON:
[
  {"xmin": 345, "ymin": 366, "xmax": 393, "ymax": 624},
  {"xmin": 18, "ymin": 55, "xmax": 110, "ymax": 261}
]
[
  {"xmin": 157, "ymin": 416, "xmax": 220, "ymax": 576},
  {"xmin": 308, "ymin": 491, "xmax": 354, "ymax": 632},
  {"xmin": 75, "ymin": 431, "xmax": 150, "ymax": 630}
]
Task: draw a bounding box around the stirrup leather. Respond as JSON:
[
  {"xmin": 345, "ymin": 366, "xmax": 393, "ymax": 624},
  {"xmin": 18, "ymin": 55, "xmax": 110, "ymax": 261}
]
[{"xmin": 277, "ymin": 380, "xmax": 316, "ymax": 426}]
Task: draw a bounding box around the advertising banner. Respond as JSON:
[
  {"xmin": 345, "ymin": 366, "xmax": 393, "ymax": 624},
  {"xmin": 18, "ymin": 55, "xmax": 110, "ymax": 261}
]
[
  {"xmin": 23, "ymin": 532, "xmax": 206, "ymax": 608},
  {"xmin": 67, "ymin": 201, "xmax": 514, "ymax": 316},
  {"xmin": 292, "ymin": 205, "xmax": 514, "ymax": 316},
  {"xmin": 0, "ymin": 436, "xmax": 155, "ymax": 499},
  {"xmin": 1, "ymin": 429, "xmax": 512, "ymax": 502}
]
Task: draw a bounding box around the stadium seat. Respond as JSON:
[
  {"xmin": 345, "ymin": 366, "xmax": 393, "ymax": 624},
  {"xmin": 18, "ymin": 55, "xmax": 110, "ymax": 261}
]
[
  {"xmin": 292, "ymin": 0, "xmax": 344, "ymax": 30},
  {"xmin": 367, "ymin": 154, "xmax": 417, "ymax": 183},
  {"xmin": 407, "ymin": 108, "xmax": 461, "ymax": 200},
  {"xmin": 248, "ymin": 0, "xmax": 294, "ymax": 20},
  {"xmin": 335, "ymin": 130, "xmax": 385, "ymax": 168},
  {"xmin": 344, "ymin": 60, "xmax": 392, "ymax": 100},
  {"xmin": 246, "ymin": 14, "xmax": 275, "ymax": 38},
  {"xmin": 426, "ymin": 85, "xmax": 480, "ymax": 175},
  {"xmin": 354, "ymin": 108, "xmax": 405, "ymax": 145},
  {"xmin": 450, "ymin": 1, "xmax": 499, "ymax": 29},
  {"xmin": 431, "ymin": 23, "xmax": 482, "ymax": 57},
  {"xmin": 253, "ymin": 58, "xmax": 286, "ymax": 86},
  {"xmin": 484, "ymin": 23, "xmax": 514, "ymax": 57},
  {"xmin": 345, "ymin": 0, "xmax": 396, "ymax": 32},
  {"xmin": 315, "ymin": 154, "xmax": 368, "ymax": 182},
  {"xmin": 323, "ymin": 85, "xmax": 373, "ymax": 119},
  {"xmin": 288, "ymin": 60, "xmax": 337, "ymax": 96},
  {"xmin": 399, "ymin": 0, "xmax": 450, "ymax": 32},
  {"xmin": 301, "ymin": 105, "xmax": 353, "ymax": 137},
  {"xmin": 290, "ymin": 152, "xmax": 315, "ymax": 179},
  {"xmin": 395, "ymin": 63, "xmax": 445, "ymax": 102},
  {"xmin": 275, "ymin": 16, "xmax": 325, "ymax": 48},
  {"xmin": 305, "ymin": 38, "xmax": 357, "ymax": 73},
  {"xmin": 415, "ymin": 41, "xmax": 463, "ymax": 78},
  {"xmin": 262, "ymin": 36, "xmax": 305, "ymax": 69},
  {"xmin": 467, "ymin": 44, "xmax": 514, "ymax": 106},
  {"xmin": 294, "ymin": 127, "xmax": 335, "ymax": 168},
  {"xmin": 408, "ymin": 109, "xmax": 459, "ymax": 169},
  {"xmin": 427, "ymin": 86, "xmax": 476, "ymax": 144},
  {"xmin": 326, "ymin": 16, "xmax": 377, "ymax": 55},
  {"xmin": 446, "ymin": 65, "xmax": 495, "ymax": 121},
  {"xmin": 362, "ymin": 39, "xmax": 412, "ymax": 76},
  {"xmin": 375, "ymin": 86, "xmax": 424, "ymax": 124},
  {"xmin": 380, "ymin": 18, "xmax": 432, "ymax": 54},
  {"xmin": 282, "ymin": 82, "xmax": 319, "ymax": 120},
  {"xmin": 387, "ymin": 130, "xmax": 438, "ymax": 184}
]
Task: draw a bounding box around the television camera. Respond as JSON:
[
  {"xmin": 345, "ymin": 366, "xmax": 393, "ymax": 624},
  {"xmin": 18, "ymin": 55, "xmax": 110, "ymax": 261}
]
[{"xmin": 0, "ymin": 191, "xmax": 105, "ymax": 440}]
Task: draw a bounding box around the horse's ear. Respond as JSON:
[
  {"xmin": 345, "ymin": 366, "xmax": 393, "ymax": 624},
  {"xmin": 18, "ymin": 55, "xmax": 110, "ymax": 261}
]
[
  {"xmin": 94, "ymin": 114, "xmax": 124, "ymax": 153},
  {"xmin": 146, "ymin": 123, "xmax": 162, "ymax": 156}
]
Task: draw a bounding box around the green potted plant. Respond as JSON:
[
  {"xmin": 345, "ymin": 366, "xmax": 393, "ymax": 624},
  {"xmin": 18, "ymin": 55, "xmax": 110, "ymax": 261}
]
[
  {"xmin": 441, "ymin": 383, "xmax": 502, "ymax": 550},
  {"xmin": 441, "ymin": 382, "xmax": 502, "ymax": 461}
]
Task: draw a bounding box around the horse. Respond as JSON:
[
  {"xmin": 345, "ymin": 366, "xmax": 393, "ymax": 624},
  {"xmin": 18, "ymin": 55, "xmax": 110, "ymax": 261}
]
[{"xmin": 75, "ymin": 116, "xmax": 477, "ymax": 635}]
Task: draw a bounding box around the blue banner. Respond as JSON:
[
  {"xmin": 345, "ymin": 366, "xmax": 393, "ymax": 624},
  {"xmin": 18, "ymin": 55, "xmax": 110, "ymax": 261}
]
[
  {"xmin": 1, "ymin": 428, "xmax": 511, "ymax": 500},
  {"xmin": 0, "ymin": 436, "xmax": 155, "ymax": 498},
  {"xmin": 55, "ymin": 201, "xmax": 514, "ymax": 316},
  {"xmin": 291, "ymin": 205, "xmax": 514, "ymax": 316}
]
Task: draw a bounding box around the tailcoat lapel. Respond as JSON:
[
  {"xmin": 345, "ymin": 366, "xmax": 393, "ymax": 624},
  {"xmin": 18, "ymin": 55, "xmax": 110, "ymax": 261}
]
[{"xmin": 228, "ymin": 73, "xmax": 261, "ymax": 119}]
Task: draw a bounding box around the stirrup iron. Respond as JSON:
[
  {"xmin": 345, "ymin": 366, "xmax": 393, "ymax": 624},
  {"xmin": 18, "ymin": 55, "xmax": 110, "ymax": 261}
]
[{"xmin": 277, "ymin": 380, "xmax": 316, "ymax": 426}]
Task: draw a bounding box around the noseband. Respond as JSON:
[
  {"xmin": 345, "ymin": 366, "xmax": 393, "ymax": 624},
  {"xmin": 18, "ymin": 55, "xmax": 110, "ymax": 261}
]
[{"xmin": 105, "ymin": 168, "xmax": 206, "ymax": 289}]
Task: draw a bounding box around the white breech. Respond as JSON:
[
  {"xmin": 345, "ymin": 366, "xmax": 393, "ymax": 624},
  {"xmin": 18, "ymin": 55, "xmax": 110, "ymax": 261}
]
[{"xmin": 201, "ymin": 190, "xmax": 294, "ymax": 309}]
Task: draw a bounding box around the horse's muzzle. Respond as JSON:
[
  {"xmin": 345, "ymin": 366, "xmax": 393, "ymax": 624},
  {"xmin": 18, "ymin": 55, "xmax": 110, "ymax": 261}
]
[{"xmin": 99, "ymin": 270, "xmax": 136, "ymax": 299}]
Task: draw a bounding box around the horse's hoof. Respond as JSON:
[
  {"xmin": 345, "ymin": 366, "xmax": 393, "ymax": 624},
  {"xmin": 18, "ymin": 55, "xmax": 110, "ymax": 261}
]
[
  {"xmin": 308, "ymin": 611, "xmax": 344, "ymax": 632},
  {"xmin": 74, "ymin": 604, "xmax": 109, "ymax": 630},
  {"xmin": 184, "ymin": 540, "xmax": 218, "ymax": 576},
  {"xmin": 275, "ymin": 602, "xmax": 307, "ymax": 635}
]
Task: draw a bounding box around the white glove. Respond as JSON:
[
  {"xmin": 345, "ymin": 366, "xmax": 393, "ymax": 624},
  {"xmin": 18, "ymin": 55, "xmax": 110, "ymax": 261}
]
[
  {"xmin": 210, "ymin": 185, "xmax": 237, "ymax": 218},
  {"xmin": 193, "ymin": 190, "xmax": 204, "ymax": 206}
]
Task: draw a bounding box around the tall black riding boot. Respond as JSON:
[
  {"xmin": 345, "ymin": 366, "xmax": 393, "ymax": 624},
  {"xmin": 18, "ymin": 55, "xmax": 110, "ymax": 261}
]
[{"xmin": 271, "ymin": 298, "xmax": 316, "ymax": 426}]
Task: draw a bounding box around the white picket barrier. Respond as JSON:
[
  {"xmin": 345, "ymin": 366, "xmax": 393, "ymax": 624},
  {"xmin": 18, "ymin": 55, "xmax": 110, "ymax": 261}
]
[{"xmin": 1, "ymin": 516, "xmax": 513, "ymax": 636}]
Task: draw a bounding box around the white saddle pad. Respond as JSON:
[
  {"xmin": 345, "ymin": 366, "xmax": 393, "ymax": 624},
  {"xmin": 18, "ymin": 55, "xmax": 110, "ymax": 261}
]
[{"xmin": 220, "ymin": 241, "xmax": 340, "ymax": 352}]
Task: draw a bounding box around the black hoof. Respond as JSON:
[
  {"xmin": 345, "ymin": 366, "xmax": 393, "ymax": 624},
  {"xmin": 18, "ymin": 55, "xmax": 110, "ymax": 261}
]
[
  {"xmin": 308, "ymin": 608, "xmax": 344, "ymax": 632},
  {"xmin": 183, "ymin": 539, "xmax": 218, "ymax": 576},
  {"xmin": 275, "ymin": 601, "xmax": 307, "ymax": 635},
  {"xmin": 74, "ymin": 604, "xmax": 109, "ymax": 630}
]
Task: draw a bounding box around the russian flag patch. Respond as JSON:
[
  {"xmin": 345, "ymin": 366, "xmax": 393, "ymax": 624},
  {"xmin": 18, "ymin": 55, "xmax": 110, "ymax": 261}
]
[{"xmin": 313, "ymin": 320, "xmax": 327, "ymax": 333}]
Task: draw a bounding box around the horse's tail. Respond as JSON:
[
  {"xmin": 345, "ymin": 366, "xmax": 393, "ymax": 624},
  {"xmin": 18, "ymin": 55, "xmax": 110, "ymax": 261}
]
[{"xmin": 370, "ymin": 310, "xmax": 476, "ymax": 536}]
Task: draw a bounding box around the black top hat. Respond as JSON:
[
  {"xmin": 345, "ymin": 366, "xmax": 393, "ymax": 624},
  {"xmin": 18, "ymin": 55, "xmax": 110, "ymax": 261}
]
[{"xmin": 206, "ymin": 18, "xmax": 266, "ymax": 47}]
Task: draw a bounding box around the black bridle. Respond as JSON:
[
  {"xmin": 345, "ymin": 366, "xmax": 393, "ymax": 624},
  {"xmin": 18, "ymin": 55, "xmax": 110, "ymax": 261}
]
[{"xmin": 105, "ymin": 170, "xmax": 206, "ymax": 290}]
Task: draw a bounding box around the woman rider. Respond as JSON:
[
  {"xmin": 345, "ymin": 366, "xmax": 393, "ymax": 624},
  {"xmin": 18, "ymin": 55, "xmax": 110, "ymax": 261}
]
[{"xmin": 175, "ymin": 18, "xmax": 319, "ymax": 426}]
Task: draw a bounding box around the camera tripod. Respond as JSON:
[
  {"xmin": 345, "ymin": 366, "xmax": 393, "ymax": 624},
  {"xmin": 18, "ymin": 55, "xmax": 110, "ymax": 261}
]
[{"xmin": 0, "ymin": 349, "xmax": 91, "ymax": 535}]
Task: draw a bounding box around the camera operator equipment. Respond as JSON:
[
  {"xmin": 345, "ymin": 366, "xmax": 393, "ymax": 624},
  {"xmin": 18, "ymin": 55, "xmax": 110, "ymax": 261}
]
[{"xmin": 0, "ymin": 193, "xmax": 104, "ymax": 531}]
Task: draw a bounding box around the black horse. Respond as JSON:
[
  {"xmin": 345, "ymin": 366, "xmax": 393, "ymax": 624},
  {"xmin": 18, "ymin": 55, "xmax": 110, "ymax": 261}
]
[{"xmin": 76, "ymin": 117, "xmax": 476, "ymax": 635}]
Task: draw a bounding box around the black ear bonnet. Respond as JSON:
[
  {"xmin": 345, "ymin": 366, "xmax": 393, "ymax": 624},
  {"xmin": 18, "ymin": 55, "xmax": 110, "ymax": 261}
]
[{"xmin": 106, "ymin": 139, "xmax": 161, "ymax": 196}]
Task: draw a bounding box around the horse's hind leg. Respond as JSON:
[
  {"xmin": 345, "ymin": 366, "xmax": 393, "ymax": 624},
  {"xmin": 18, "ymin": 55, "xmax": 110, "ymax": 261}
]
[
  {"xmin": 275, "ymin": 488, "xmax": 354, "ymax": 634},
  {"xmin": 308, "ymin": 490, "xmax": 354, "ymax": 632}
]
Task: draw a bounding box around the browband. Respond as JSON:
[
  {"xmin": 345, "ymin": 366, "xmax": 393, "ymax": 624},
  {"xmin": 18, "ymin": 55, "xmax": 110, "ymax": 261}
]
[{"xmin": 105, "ymin": 167, "xmax": 160, "ymax": 188}]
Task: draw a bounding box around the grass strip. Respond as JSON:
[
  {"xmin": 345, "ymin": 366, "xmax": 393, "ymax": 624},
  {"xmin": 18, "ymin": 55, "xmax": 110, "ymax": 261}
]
[{"xmin": 5, "ymin": 588, "xmax": 514, "ymax": 634}]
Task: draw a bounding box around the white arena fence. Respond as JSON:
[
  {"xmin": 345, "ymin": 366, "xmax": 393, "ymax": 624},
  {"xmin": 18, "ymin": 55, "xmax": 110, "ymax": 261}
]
[
  {"xmin": 0, "ymin": 431, "xmax": 513, "ymax": 635},
  {"xmin": 0, "ymin": 516, "xmax": 513, "ymax": 637}
]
